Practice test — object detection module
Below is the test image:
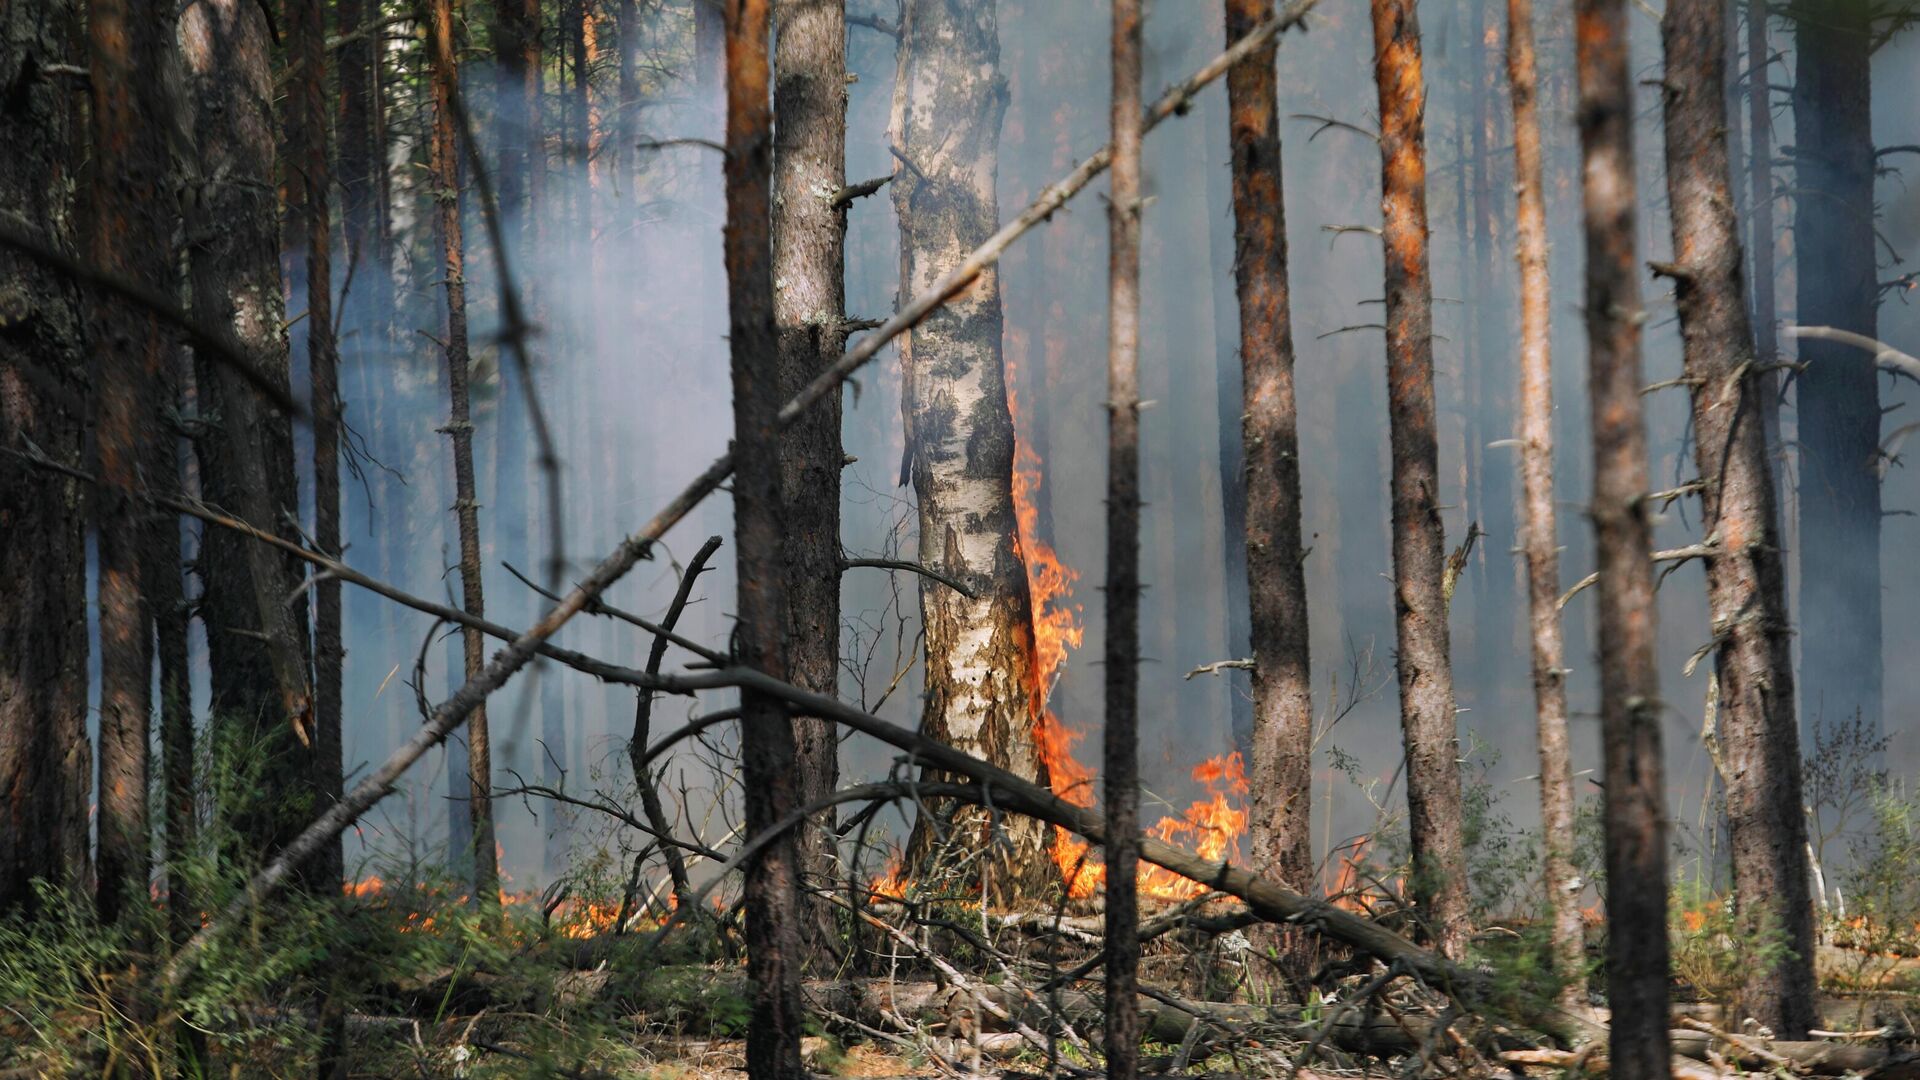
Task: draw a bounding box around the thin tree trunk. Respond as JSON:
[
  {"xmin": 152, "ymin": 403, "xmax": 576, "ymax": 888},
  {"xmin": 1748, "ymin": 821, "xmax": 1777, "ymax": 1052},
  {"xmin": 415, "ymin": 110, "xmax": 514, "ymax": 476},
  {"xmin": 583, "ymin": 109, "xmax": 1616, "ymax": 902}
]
[
  {"xmin": 1103, "ymin": 0, "xmax": 1143, "ymax": 1076},
  {"xmin": 1658, "ymin": 0, "xmax": 1815, "ymax": 1036},
  {"xmin": 1368, "ymin": 0, "xmax": 1468, "ymax": 960},
  {"xmin": 1788, "ymin": 0, "xmax": 1879, "ymax": 747},
  {"xmin": 1223, "ymin": 0, "xmax": 1314, "ymax": 976},
  {"xmin": 771, "ymin": 0, "xmax": 847, "ymax": 951},
  {"xmin": 724, "ymin": 0, "xmax": 806, "ymax": 1075},
  {"xmin": 617, "ymin": 0, "xmax": 638, "ymax": 218},
  {"xmin": 1576, "ymin": 0, "xmax": 1670, "ymax": 1074},
  {"xmin": 1744, "ymin": 0, "xmax": 1780, "ymax": 471},
  {"xmin": 891, "ymin": 0, "xmax": 1053, "ymax": 897},
  {"xmin": 88, "ymin": 0, "xmax": 177, "ymax": 926},
  {"xmin": 0, "ymin": 0, "xmax": 91, "ymax": 917},
  {"xmin": 180, "ymin": 0, "xmax": 317, "ymax": 867},
  {"xmin": 1504, "ymin": 0, "xmax": 1583, "ymax": 1011},
  {"xmin": 426, "ymin": 0, "xmax": 501, "ymax": 910}
]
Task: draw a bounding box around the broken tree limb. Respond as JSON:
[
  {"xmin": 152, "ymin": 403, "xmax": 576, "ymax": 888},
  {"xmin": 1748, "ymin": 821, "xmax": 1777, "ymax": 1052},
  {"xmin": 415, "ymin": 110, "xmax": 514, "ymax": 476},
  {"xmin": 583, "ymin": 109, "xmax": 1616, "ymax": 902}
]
[
  {"xmin": 156, "ymin": 0, "xmax": 1326, "ymax": 989},
  {"xmin": 1558, "ymin": 544, "xmax": 1718, "ymax": 609},
  {"xmin": 1784, "ymin": 325, "xmax": 1920, "ymax": 384}
]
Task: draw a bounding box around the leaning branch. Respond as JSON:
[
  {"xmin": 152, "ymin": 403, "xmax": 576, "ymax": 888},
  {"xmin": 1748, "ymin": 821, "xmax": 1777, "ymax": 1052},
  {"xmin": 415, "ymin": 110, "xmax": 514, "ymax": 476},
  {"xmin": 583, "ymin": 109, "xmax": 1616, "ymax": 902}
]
[{"xmin": 1784, "ymin": 325, "xmax": 1920, "ymax": 383}]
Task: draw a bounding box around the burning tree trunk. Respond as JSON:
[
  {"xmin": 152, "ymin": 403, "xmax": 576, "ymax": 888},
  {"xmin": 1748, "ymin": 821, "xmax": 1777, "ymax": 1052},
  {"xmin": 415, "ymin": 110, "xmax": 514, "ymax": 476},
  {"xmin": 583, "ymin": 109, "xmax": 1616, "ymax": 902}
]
[
  {"xmin": 290, "ymin": 0, "xmax": 344, "ymax": 894},
  {"xmin": 890, "ymin": 0, "xmax": 1054, "ymax": 894},
  {"xmin": 1658, "ymin": 0, "xmax": 1815, "ymax": 1036},
  {"xmin": 87, "ymin": 0, "xmax": 178, "ymax": 926},
  {"xmin": 1789, "ymin": 0, "xmax": 1880, "ymax": 747},
  {"xmin": 1104, "ymin": 0, "xmax": 1144, "ymax": 1075},
  {"xmin": 771, "ymin": 0, "xmax": 847, "ymax": 940},
  {"xmin": 426, "ymin": 0, "xmax": 501, "ymax": 910},
  {"xmin": 1368, "ymin": 0, "xmax": 1469, "ymax": 960},
  {"xmin": 180, "ymin": 0, "xmax": 317, "ymax": 865},
  {"xmin": 1504, "ymin": 0, "xmax": 1583, "ymax": 1009},
  {"xmin": 1222, "ymin": 0, "xmax": 1314, "ymax": 950},
  {"xmin": 0, "ymin": 0, "xmax": 91, "ymax": 917},
  {"xmin": 724, "ymin": 0, "xmax": 806, "ymax": 1074},
  {"xmin": 1576, "ymin": 0, "xmax": 1670, "ymax": 1074}
]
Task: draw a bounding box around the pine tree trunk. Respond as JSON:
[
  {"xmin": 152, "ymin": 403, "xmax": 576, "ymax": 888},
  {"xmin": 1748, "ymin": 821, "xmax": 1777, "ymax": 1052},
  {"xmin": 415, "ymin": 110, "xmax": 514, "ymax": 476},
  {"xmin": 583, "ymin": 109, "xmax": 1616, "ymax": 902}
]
[
  {"xmin": 1368, "ymin": 0, "xmax": 1469, "ymax": 960},
  {"xmin": 1658, "ymin": 0, "xmax": 1815, "ymax": 1036},
  {"xmin": 180, "ymin": 0, "xmax": 318, "ymax": 867},
  {"xmin": 1576, "ymin": 0, "xmax": 1670, "ymax": 1074},
  {"xmin": 724, "ymin": 0, "xmax": 806, "ymax": 1074},
  {"xmin": 1504, "ymin": 0, "xmax": 1583, "ymax": 1011},
  {"xmin": 0, "ymin": 0, "xmax": 91, "ymax": 917},
  {"xmin": 426, "ymin": 0, "xmax": 501, "ymax": 909},
  {"xmin": 1744, "ymin": 0, "xmax": 1781, "ymax": 471},
  {"xmin": 1103, "ymin": 1, "xmax": 1143, "ymax": 1075},
  {"xmin": 891, "ymin": 0, "xmax": 1053, "ymax": 899},
  {"xmin": 771, "ymin": 0, "xmax": 847, "ymax": 949},
  {"xmin": 87, "ymin": 0, "xmax": 177, "ymax": 926},
  {"xmin": 1789, "ymin": 0, "xmax": 1880, "ymax": 747}
]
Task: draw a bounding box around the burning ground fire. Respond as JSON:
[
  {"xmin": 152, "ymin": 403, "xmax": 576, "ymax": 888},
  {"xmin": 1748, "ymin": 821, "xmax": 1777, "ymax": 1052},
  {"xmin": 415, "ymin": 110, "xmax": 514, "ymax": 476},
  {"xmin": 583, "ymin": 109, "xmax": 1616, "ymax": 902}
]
[{"xmin": 342, "ymin": 845, "xmax": 698, "ymax": 939}]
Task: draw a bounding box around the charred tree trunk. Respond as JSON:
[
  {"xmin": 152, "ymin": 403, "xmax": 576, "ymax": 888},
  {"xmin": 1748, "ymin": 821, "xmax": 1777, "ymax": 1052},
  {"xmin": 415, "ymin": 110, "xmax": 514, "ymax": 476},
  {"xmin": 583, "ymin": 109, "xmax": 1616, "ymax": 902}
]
[
  {"xmin": 1576, "ymin": 0, "xmax": 1670, "ymax": 1074},
  {"xmin": 890, "ymin": 0, "xmax": 1053, "ymax": 895},
  {"xmin": 180, "ymin": 0, "xmax": 317, "ymax": 866},
  {"xmin": 291, "ymin": 0, "xmax": 345, "ymax": 895},
  {"xmin": 1744, "ymin": 0, "xmax": 1780, "ymax": 471},
  {"xmin": 1658, "ymin": 0, "xmax": 1815, "ymax": 1036},
  {"xmin": 1368, "ymin": 0, "xmax": 1468, "ymax": 960},
  {"xmin": 88, "ymin": 0, "xmax": 178, "ymax": 925},
  {"xmin": 1103, "ymin": 1, "xmax": 1143, "ymax": 1076},
  {"xmin": 724, "ymin": 0, "xmax": 806, "ymax": 1075},
  {"xmin": 0, "ymin": 0, "xmax": 91, "ymax": 917},
  {"xmin": 1788, "ymin": 0, "xmax": 1879, "ymax": 747},
  {"xmin": 426, "ymin": 0, "xmax": 501, "ymax": 909},
  {"xmin": 1504, "ymin": 0, "xmax": 1583, "ymax": 1010},
  {"xmin": 771, "ymin": 0, "xmax": 847, "ymax": 948},
  {"xmin": 1223, "ymin": 0, "xmax": 1314, "ymax": 969}
]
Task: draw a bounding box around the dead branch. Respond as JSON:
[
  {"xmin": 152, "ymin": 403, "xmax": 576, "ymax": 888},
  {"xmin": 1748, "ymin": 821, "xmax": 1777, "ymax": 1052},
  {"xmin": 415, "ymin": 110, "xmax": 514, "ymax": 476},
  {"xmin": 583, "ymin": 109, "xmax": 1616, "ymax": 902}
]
[
  {"xmin": 840, "ymin": 557, "xmax": 978, "ymax": 598},
  {"xmin": 1558, "ymin": 544, "xmax": 1718, "ymax": 609},
  {"xmin": 1784, "ymin": 325, "xmax": 1920, "ymax": 383},
  {"xmin": 1185, "ymin": 658, "xmax": 1255, "ymax": 680}
]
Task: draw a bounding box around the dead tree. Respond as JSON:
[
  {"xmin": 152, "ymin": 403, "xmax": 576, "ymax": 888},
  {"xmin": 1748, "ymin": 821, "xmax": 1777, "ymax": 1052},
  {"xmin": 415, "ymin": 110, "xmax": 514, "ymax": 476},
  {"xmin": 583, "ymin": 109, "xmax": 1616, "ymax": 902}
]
[
  {"xmin": 1789, "ymin": 0, "xmax": 1881, "ymax": 746},
  {"xmin": 1658, "ymin": 0, "xmax": 1815, "ymax": 1036},
  {"xmin": 87, "ymin": 0, "xmax": 178, "ymax": 926},
  {"xmin": 771, "ymin": 0, "xmax": 847, "ymax": 947},
  {"xmin": 1744, "ymin": 0, "xmax": 1781, "ymax": 468},
  {"xmin": 336, "ymin": 0, "xmax": 389, "ymax": 340},
  {"xmin": 180, "ymin": 0, "xmax": 318, "ymax": 866},
  {"xmin": 426, "ymin": 0, "xmax": 500, "ymax": 909},
  {"xmin": 890, "ymin": 0, "xmax": 1054, "ymax": 892},
  {"xmin": 1368, "ymin": 0, "xmax": 1469, "ymax": 960},
  {"xmin": 1505, "ymin": 0, "xmax": 1583, "ymax": 1007},
  {"xmin": 0, "ymin": 0, "xmax": 91, "ymax": 917},
  {"xmin": 1104, "ymin": 0, "xmax": 1144, "ymax": 1075},
  {"xmin": 1577, "ymin": 0, "xmax": 1670, "ymax": 1075},
  {"xmin": 724, "ymin": 0, "xmax": 807, "ymax": 1075}
]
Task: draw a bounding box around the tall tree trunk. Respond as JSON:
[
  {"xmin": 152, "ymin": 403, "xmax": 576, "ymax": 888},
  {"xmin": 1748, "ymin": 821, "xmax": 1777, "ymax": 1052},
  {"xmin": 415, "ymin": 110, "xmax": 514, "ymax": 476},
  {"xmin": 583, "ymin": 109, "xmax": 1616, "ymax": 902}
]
[
  {"xmin": 0, "ymin": 0, "xmax": 91, "ymax": 917},
  {"xmin": 1744, "ymin": 0, "xmax": 1780, "ymax": 471},
  {"xmin": 1658, "ymin": 0, "xmax": 1815, "ymax": 1036},
  {"xmin": 1576, "ymin": 0, "xmax": 1670, "ymax": 1074},
  {"xmin": 1504, "ymin": 0, "xmax": 1583, "ymax": 1010},
  {"xmin": 724, "ymin": 0, "xmax": 806, "ymax": 1075},
  {"xmin": 336, "ymin": 0, "xmax": 387, "ymax": 343},
  {"xmin": 426, "ymin": 0, "xmax": 501, "ymax": 910},
  {"xmin": 1103, "ymin": 1, "xmax": 1143, "ymax": 1076},
  {"xmin": 1368, "ymin": 0, "xmax": 1468, "ymax": 960},
  {"xmin": 1223, "ymin": 0, "xmax": 1314, "ymax": 971},
  {"xmin": 88, "ymin": 0, "xmax": 177, "ymax": 926},
  {"xmin": 771, "ymin": 0, "xmax": 847, "ymax": 947},
  {"xmin": 891, "ymin": 0, "xmax": 1052, "ymax": 897},
  {"xmin": 1788, "ymin": 0, "xmax": 1879, "ymax": 747},
  {"xmin": 180, "ymin": 0, "xmax": 317, "ymax": 866}
]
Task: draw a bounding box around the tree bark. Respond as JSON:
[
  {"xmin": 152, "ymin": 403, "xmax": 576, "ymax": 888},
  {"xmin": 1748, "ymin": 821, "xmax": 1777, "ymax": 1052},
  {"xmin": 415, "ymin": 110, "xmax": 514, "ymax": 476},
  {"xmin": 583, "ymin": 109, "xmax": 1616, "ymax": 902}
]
[
  {"xmin": 0, "ymin": 0, "xmax": 92, "ymax": 917},
  {"xmin": 426, "ymin": 0, "xmax": 501, "ymax": 910},
  {"xmin": 1103, "ymin": 0, "xmax": 1143, "ymax": 1076},
  {"xmin": 891, "ymin": 0, "xmax": 1054, "ymax": 896},
  {"xmin": 1505, "ymin": 0, "xmax": 1584, "ymax": 1011},
  {"xmin": 1368, "ymin": 0, "xmax": 1468, "ymax": 960},
  {"xmin": 1744, "ymin": 0, "xmax": 1781, "ymax": 470},
  {"xmin": 1788, "ymin": 0, "xmax": 1880, "ymax": 747},
  {"xmin": 1222, "ymin": 0, "xmax": 1315, "ymax": 978},
  {"xmin": 771, "ymin": 0, "xmax": 847, "ymax": 947},
  {"xmin": 1576, "ymin": 0, "xmax": 1671, "ymax": 1075},
  {"xmin": 87, "ymin": 0, "xmax": 178, "ymax": 926},
  {"xmin": 724, "ymin": 0, "xmax": 807, "ymax": 1075},
  {"xmin": 180, "ymin": 0, "xmax": 318, "ymax": 867},
  {"xmin": 1658, "ymin": 0, "xmax": 1815, "ymax": 1037}
]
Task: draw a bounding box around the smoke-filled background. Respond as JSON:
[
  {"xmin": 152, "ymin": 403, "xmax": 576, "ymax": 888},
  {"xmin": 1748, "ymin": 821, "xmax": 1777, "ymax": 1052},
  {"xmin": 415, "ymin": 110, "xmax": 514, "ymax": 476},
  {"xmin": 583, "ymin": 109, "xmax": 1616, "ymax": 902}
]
[{"xmin": 255, "ymin": 0, "xmax": 1917, "ymax": 894}]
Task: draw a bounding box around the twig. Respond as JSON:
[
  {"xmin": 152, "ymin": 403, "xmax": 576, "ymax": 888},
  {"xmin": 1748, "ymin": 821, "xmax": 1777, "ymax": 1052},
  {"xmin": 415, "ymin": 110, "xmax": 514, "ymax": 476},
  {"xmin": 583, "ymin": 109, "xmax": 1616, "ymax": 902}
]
[
  {"xmin": 840, "ymin": 557, "xmax": 977, "ymax": 598},
  {"xmin": 1558, "ymin": 543, "xmax": 1718, "ymax": 609},
  {"xmin": 1185, "ymin": 658, "xmax": 1255, "ymax": 680}
]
